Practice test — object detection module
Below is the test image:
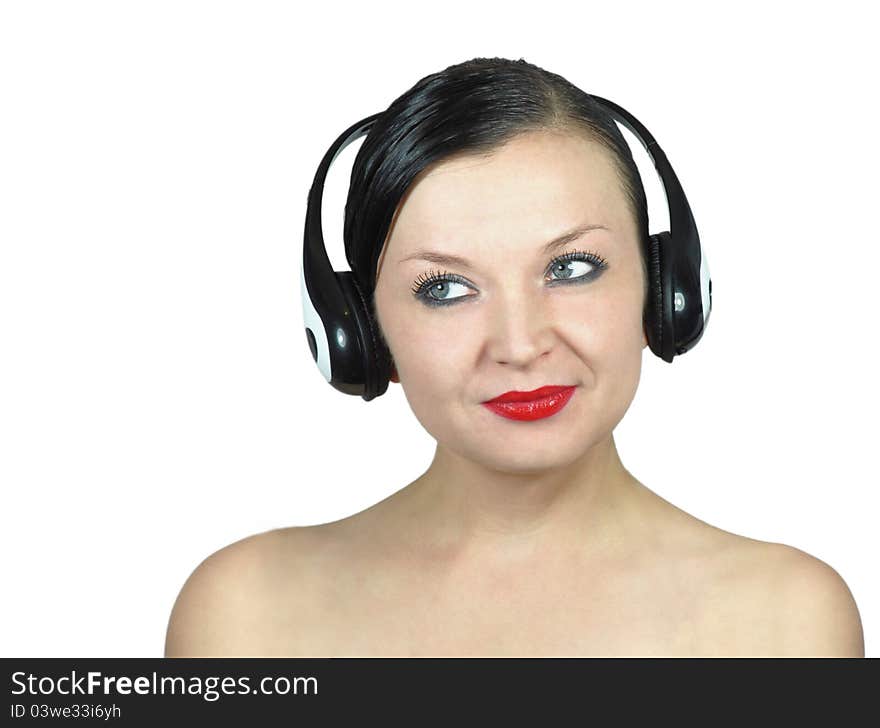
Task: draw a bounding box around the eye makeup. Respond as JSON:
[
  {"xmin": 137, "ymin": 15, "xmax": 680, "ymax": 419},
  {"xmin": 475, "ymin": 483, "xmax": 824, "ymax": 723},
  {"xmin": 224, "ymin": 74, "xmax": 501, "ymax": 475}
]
[{"xmin": 410, "ymin": 248, "xmax": 609, "ymax": 308}]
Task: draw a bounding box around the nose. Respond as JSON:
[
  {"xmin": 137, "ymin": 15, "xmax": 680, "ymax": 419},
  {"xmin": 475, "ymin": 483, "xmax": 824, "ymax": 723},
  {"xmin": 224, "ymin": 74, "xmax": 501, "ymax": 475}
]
[{"xmin": 485, "ymin": 285, "xmax": 554, "ymax": 367}]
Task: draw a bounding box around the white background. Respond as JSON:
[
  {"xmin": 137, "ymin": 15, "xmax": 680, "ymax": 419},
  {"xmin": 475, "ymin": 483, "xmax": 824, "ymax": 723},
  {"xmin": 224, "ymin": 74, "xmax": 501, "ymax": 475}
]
[{"xmin": 1, "ymin": 1, "xmax": 876, "ymax": 657}]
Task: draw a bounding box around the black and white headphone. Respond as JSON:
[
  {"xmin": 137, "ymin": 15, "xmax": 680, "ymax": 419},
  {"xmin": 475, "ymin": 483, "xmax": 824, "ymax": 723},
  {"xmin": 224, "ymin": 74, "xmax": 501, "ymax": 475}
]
[{"xmin": 301, "ymin": 95, "xmax": 712, "ymax": 401}]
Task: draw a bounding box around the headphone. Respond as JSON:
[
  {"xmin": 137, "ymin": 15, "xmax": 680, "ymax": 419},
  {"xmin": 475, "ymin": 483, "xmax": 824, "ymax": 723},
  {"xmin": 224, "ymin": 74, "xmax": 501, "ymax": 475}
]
[{"xmin": 301, "ymin": 94, "xmax": 713, "ymax": 401}]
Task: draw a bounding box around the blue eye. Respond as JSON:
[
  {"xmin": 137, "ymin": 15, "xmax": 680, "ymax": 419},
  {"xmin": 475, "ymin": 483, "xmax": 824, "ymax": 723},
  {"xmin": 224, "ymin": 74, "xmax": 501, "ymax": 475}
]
[
  {"xmin": 410, "ymin": 275, "xmax": 472, "ymax": 307},
  {"xmin": 547, "ymin": 250, "xmax": 607, "ymax": 283},
  {"xmin": 411, "ymin": 249, "xmax": 609, "ymax": 308}
]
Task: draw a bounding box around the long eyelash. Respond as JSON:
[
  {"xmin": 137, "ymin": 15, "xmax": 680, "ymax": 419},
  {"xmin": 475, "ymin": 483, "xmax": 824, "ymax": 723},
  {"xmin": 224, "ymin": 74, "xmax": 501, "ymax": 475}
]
[
  {"xmin": 410, "ymin": 268, "xmax": 467, "ymax": 296},
  {"xmin": 410, "ymin": 248, "xmax": 609, "ymax": 301},
  {"xmin": 550, "ymin": 248, "xmax": 608, "ymax": 273}
]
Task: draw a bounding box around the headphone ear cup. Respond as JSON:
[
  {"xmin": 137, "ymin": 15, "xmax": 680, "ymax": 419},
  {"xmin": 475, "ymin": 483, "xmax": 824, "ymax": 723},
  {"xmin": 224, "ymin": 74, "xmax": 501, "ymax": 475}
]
[
  {"xmin": 338, "ymin": 272, "xmax": 392, "ymax": 401},
  {"xmin": 366, "ymin": 292, "xmax": 394, "ymax": 396},
  {"xmin": 374, "ymin": 327, "xmax": 394, "ymax": 389},
  {"xmin": 644, "ymin": 233, "xmax": 665, "ymax": 359}
]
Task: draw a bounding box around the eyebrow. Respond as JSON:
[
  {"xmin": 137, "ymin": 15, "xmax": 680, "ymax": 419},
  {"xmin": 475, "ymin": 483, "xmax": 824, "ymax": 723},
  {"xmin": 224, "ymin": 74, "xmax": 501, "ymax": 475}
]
[{"xmin": 397, "ymin": 224, "xmax": 610, "ymax": 269}]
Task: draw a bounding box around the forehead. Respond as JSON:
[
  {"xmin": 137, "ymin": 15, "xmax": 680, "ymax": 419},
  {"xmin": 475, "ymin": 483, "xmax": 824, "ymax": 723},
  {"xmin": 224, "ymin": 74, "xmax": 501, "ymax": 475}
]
[{"xmin": 386, "ymin": 131, "xmax": 628, "ymax": 258}]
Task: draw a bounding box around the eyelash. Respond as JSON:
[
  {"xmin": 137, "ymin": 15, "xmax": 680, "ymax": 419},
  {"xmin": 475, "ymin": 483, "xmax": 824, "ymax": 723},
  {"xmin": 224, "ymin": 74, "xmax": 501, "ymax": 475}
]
[{"xmin": 410, "ymin": 248, "xmax": 609, "ymax": 308}]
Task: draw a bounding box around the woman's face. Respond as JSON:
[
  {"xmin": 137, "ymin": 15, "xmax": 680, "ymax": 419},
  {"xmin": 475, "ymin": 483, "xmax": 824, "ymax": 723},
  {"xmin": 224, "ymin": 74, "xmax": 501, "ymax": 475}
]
[{"xmin": 373, "ymin": 130, "xmax": 648, "ymax": 474}]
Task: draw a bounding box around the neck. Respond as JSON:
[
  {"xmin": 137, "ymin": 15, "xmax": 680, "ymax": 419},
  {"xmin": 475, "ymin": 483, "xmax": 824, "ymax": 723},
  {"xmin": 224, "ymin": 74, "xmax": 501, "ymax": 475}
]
[{"xmin": 401, "ymin": 433, "xmax": 643, "ymax": 567}]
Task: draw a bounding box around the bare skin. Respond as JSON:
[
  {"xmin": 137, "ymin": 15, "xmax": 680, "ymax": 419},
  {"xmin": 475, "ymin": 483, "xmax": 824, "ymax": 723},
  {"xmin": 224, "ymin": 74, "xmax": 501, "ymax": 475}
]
[
  {"xmin": 165, "ymin": 130, "xmax": 864, "ymax": 657},
  {"xmin": 255, "ymin": 468, "xmax": 790, "ymax": 657},
  {"xmin": 169, "ymin": 480, "xmax": 859, "ymax": 657}
]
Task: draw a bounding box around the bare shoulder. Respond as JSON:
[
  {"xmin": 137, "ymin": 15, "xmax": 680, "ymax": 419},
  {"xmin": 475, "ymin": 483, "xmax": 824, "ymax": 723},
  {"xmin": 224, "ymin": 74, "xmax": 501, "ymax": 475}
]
[
  {"xmin": 757, "ymin": 541, "xmax": 864, "ymax": 657},
  {"xmin": 707, "ymin": 537, "xmax": 865, "ymax": 657},
  {"xmin": 637, "ymin": 484, "xmax": 864, "ymax": 657},
  {"xmin": 164, "ymin": 526, "xmax": 320, "ymax": 657}
]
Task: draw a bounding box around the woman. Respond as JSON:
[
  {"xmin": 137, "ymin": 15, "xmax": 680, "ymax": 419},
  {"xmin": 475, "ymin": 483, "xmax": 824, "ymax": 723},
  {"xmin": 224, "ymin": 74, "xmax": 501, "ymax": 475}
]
[{"xmin": 165, "ymin": 57, "xmax": 864, "ymax": 657}]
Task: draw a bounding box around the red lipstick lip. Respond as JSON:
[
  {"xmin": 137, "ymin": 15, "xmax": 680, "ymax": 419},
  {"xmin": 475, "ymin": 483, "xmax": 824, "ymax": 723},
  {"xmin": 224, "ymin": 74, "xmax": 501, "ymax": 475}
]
[
  {"xmin": 483, "ymin": 385, "xmax": 575, "ymax": 404},
  {"xmin": 481, "ymin": 385, "xmax": 577, "ymax": 422}
]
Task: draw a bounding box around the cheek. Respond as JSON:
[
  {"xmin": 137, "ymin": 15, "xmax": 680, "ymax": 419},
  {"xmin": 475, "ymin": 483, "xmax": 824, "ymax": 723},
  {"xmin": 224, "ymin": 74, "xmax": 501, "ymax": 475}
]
[
  {"xmin": 571, "ymin": 291, "xmax": 644, "ymax": 358},
  {"xmin": 586, "ymin": 296, "xmax": 644, "ymax": 412},
  {"xmin": 394, "ymin": 312, "xmax": 471, "ymax": 393},
  {"xmin": 391, "ymin": 325, "xmax": 471, "ymax": 444},
  {"xmin": 549, "ymin": 292, "xmax": 644, "ymax": 425},
  {"xmin": 373, "ymin": 287, "xmax": 469, "ymax": 396}
]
